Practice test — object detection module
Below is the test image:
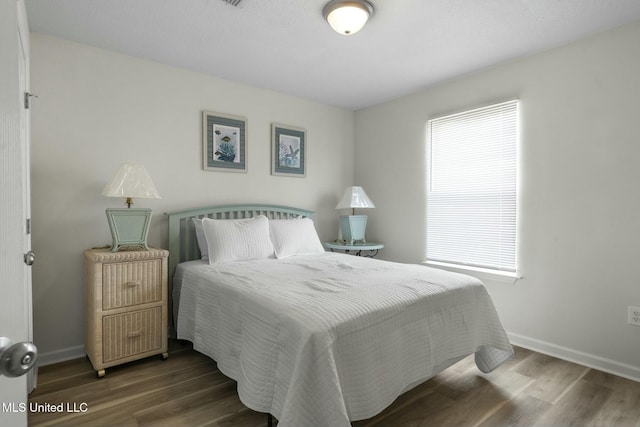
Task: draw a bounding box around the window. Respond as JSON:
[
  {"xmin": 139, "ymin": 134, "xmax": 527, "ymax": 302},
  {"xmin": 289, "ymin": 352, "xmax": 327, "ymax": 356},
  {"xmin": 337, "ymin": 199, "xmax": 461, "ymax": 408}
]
[{"xmin": 427, "ymin": 100, "xmax": 518, "ymax": 274}]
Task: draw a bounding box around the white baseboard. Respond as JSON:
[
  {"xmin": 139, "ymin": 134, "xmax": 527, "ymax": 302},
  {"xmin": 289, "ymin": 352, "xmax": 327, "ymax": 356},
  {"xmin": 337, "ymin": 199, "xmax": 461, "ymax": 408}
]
[
  {"xmin": 37, "ymin": 344, "xmax": 85, "ymax": 367},
  {"xmin": 508, "ymin": 332, "xmax": 640, "ymax": 383}
]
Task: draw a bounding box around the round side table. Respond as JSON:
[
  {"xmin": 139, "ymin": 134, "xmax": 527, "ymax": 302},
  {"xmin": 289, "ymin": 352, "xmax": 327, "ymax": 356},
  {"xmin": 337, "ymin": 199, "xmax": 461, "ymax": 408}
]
[{"xmin": 324, "ymin": 241, "xmax": 384, "ymax": 258}]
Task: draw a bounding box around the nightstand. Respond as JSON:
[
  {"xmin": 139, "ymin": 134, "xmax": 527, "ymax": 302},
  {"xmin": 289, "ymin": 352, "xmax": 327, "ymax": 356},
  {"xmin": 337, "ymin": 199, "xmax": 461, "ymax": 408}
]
[
  {"xmin": 324, "ymin": 241, "xmax": 384, "ymax": 258},
  {"xmin": 84, "ymin": 247, "xmax": 169, "ymax": 377}
]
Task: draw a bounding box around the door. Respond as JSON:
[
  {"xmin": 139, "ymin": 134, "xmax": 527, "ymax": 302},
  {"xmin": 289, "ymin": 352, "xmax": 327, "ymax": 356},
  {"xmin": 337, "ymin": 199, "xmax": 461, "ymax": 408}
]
[{"xmin": 0, "ymin": 1, "xmax": 35, "ymax": 426}]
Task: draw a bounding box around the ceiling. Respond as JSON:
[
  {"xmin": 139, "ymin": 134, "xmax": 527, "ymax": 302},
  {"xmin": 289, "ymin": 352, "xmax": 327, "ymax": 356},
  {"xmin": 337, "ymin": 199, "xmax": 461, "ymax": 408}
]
[{"xmin": 24, "ymin": 0, "xmax": 640, "ymax": 110}]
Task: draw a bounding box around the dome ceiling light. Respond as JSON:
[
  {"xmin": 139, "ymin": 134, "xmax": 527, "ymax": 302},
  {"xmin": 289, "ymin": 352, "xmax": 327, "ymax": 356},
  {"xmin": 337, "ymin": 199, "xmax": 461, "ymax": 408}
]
[{"xmin": 323, "ymin": 0, "xmax": 374, "ymax": 36}]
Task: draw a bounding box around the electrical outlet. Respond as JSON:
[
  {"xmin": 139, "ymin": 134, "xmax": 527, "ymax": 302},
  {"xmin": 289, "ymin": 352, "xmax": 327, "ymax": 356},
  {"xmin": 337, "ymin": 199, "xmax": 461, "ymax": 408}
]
[{"xmin": 628, "ymin": 306, "xmax": 640, "ymax": 327}]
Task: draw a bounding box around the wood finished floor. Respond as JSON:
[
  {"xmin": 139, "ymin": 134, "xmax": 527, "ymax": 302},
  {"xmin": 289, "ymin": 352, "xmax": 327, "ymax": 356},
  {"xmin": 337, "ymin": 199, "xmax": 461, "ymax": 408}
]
[{"xmin": 28, "ymin": 340, "xmax": 640, "ymax": 427}]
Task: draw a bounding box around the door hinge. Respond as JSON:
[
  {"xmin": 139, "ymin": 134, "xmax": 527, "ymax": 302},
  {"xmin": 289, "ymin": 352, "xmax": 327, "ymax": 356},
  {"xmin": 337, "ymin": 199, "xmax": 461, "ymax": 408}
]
[
  {"xmin": 25, "ymin": 218, "xmax": 31, "ymax": 235},
  {"xmin": 24, "ymin": 92, "xmax": 38, "ymax": 109}
]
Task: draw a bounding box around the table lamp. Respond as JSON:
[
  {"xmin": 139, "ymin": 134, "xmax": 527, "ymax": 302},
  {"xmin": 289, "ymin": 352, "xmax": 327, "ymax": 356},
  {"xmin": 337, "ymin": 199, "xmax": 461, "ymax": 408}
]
[
  {"xmin": 335, "ymin": 186, "xmax": 375, "ymax": 244},
  {"xmin": 102, "ymin": 163, "xmax": 161, "ymax": 252}
]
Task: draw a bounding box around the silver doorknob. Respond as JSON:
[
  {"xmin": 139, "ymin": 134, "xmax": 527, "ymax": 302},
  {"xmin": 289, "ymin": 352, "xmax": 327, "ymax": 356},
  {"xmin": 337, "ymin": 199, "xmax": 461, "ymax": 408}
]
[
  {"xmin": 24, "ymin": 251, "xmax": 36, "ymax": 266},
  {"xmin": 0, "ymin": 337, "xmax": 38, "ymax": 377}
]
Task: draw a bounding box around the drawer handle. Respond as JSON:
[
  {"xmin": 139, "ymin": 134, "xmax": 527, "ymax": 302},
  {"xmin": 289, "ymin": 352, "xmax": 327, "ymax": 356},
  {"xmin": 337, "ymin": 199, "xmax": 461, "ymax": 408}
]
[
  {"xmin": 127, "ymin": 330, "xmax": 142, "ymax": 338},
  {"xmin": 124, "ymin": 281, "xmax": 140, "ymax": 287}
]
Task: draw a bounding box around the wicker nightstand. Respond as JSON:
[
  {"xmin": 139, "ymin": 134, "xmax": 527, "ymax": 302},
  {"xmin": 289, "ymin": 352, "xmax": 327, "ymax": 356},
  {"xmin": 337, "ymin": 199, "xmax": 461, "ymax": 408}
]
[{"xmin": 84, "ymin": 247, "xmax": 169, "ymax": 377}]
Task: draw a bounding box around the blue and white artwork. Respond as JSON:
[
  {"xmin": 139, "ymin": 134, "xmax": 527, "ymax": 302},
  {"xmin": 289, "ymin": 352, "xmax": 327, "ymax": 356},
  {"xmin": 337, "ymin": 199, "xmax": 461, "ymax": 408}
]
[
  {"xmin": 213, "ymin": 124, "xmax": 240, "ymax": 163},
  {"xmin": 278, "ymin": 134, "xmax": 301, "ymax": 168},
  {"xmin": 272, "ymin": 123, "xmax": 305, "ymax": 177}
]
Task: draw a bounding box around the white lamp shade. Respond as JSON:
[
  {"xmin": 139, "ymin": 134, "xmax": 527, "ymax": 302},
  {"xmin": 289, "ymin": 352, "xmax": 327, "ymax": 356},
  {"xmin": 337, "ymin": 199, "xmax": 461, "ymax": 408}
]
[
  {"xmin": 323, "ymin": 0, "xmax": 373, "ymax": 35},
  {"xmin": 102, "ymin": 163, "xmax": 161, "ymax": 200},
  {"xmin": 336, "ymin": 186, "xmax": 375, "ymax": 209}
]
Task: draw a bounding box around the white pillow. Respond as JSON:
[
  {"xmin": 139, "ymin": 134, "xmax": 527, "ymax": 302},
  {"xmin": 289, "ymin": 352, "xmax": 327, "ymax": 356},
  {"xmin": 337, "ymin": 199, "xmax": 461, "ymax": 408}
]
[
  {"xmin": 269, "ymin": 218, "xmax": 325, "ymax": 258},
  {"xmin": 192, "ymin": 218, "xmax": 208, "ymax": 260},
  {"xmin": 193, "ymin": 217, "xmax": 252, "ymax": 261},
  {"xmin": 202, "ymin": 215, "xmax": 274, "ymax": 264}
]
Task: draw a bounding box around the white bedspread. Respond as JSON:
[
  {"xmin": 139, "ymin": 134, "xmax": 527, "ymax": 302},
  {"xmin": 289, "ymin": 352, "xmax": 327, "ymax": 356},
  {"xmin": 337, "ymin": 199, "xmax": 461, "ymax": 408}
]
[{"xmin": 174, "ymin": 253, "xmax": 512, "ymax": 427}]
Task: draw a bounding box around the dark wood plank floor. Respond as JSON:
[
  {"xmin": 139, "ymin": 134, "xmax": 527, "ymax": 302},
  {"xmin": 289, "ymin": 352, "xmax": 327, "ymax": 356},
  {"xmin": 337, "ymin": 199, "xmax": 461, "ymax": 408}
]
[{"xmin": 28, "ymin": 340, "xmax": 640, "ymax": 427}]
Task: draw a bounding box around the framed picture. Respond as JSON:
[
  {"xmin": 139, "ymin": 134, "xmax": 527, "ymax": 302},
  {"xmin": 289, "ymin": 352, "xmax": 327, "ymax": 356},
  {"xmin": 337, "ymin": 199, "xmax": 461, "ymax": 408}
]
[
  {"xmin": 202, "ymin": 111, "xmax": 247, "ymax": 172},
  {"xmin": 271, "ymin": 123, "xmax": 306, "ymax": 177}
]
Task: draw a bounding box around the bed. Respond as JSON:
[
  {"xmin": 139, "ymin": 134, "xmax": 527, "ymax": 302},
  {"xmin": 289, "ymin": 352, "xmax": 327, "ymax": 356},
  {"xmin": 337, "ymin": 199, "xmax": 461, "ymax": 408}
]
[{"xmin": 166, "ymin": 204, "xmax": 513, "ymax": 427}]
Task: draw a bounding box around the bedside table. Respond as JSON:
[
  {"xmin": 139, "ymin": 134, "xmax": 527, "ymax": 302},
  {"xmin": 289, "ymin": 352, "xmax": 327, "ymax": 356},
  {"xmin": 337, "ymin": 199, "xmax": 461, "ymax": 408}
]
[
  {"xmin": 84, "ymin": 247, "xmax": 169, "ymax": 377},
  {"xmin": 325, "ymin": 241, "xmax": 384, "ymax": 258}
]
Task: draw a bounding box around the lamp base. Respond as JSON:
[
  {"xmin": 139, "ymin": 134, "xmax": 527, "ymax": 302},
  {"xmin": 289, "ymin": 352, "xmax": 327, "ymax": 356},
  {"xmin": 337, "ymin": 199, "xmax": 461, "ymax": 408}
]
[
  {"xmin": 105, "ymin": 208, "xmax": 152, "ymax": 252},
  {"xmin": 339, "ymin": 215, "xmax": 368, "ymax": 245}
]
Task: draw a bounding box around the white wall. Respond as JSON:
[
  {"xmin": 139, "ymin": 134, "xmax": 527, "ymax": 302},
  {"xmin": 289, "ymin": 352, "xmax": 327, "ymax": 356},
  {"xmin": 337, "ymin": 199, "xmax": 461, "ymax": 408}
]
[
  {"xmin": 30, "ymin": 34, "xmax": 354, "ymax": 362},
  {"xmin": 356, "ymin": 20, "xmax": 640, "ymax": 380}
]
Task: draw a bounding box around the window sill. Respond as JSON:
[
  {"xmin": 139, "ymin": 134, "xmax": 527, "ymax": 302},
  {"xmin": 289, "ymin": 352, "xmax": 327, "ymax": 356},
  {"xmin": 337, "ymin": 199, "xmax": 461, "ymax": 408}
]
[{"xmin": 423, "ymin": 260, "xmax": 521, "ymax": 284}]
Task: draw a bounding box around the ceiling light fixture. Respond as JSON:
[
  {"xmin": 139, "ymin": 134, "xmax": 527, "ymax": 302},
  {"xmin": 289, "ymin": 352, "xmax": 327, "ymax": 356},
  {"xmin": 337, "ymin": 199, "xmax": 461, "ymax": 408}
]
[{"xmin": 323, "ymin": 0, "xmax": 374, "ymax": 36}]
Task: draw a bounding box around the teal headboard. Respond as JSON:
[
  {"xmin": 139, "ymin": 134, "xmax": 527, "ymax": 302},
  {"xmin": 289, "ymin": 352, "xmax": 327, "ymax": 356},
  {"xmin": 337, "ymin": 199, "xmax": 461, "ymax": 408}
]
[{"xmin": 165, "ymin": 203, "xmax": 313, "ymax": 280}]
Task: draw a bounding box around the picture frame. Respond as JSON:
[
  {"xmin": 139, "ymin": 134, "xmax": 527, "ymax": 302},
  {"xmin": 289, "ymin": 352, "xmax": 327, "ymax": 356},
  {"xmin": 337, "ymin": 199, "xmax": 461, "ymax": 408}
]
[
  {"xmin": 202, "ymin": 111, "xmax": 247, "ymax": 172},
  {"xmin": 271, "ymin": 123, "xmax": 306, "ymax": 177}
]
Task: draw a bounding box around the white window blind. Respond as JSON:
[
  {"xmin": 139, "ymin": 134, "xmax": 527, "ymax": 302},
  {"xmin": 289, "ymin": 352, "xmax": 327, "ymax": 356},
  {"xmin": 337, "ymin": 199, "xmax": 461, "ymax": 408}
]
[{"xmin": 427, "ymin": 100, "xmax": 518, "ymax": 273}]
